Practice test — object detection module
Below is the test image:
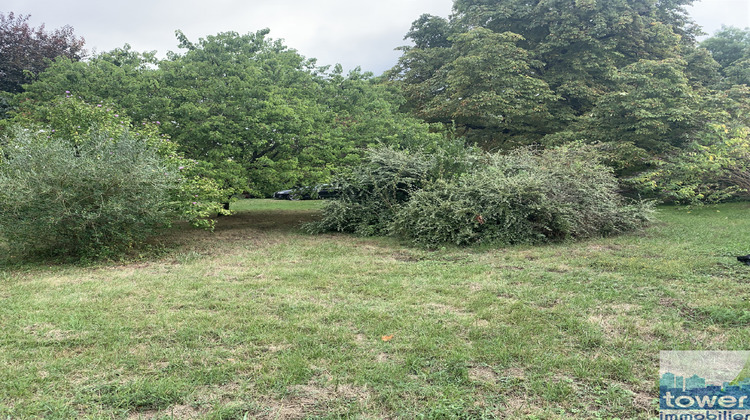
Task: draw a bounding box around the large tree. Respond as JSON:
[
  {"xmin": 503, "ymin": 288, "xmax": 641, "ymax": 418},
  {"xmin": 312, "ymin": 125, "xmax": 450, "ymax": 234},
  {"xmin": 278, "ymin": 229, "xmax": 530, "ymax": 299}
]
[
  {"xmin": 390, "ymin": 26, "xmax": 559, "ymax": 150},
  {"xmin": 159, "ymin": 30, "xmax": 439, "ymax": 197},
  {"xmin": 155, "ymin": 30, "xmax": 328, "ymax": 196},
  {"xmin": 390, "ymin": 0, "xmax": 698, "ymax": 149},
  {"xmin": 391, "ymin": 0, "xmax": 750, "ymax": 203}
]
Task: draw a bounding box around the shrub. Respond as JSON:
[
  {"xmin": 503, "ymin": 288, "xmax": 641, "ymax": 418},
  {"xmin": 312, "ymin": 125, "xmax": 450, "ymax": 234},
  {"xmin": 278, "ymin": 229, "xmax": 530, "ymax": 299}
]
[
  {"xmin": 394, "ymin": 146, "xmax": 653, "ymax": 246},
  {"xmin": 3, "ymin": 95, "xmax": 230, "ymax": 230},
  {"xmin": 305, "ymin": 142, "xmax": 481, "ymax": 235},
  {"xmin": 310, "ymin": 144, "xmax": 654, "ymax": 247},
  {"xmin": 0, "ymin": 130, "xmax": 180, "ymax": 259}
]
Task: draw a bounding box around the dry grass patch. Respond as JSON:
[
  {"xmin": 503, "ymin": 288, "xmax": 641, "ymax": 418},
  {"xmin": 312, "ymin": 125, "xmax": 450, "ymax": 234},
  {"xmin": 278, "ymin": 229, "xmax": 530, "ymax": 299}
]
[
  {"xmin": 259, "ymin": 379, "xmax": 374, "ymax": 419},
  {"xmin": 127, "ymin": 404, "xmax": 205, "ymax": 420}
]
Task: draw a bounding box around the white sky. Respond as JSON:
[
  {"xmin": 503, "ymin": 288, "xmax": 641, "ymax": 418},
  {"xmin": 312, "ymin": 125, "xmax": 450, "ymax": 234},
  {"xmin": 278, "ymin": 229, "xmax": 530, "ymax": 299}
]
[{"xmin": 4, "ymin": 0, "xmax": 750, "ymax": 75}]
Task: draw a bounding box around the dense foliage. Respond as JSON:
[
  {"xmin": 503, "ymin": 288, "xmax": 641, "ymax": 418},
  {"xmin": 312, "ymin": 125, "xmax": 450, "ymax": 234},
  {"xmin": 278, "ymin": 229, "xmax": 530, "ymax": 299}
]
[
  {"xmin": 0, "ymin": 97, "xmax": 229, "ymax": 259},
  {"xmin": 2, "ymin": 3, "xmax": 749, "ymax": 259},
  {"xmin": 13, "ymin": 31, "xmax": 441, "ymax": 200},
  {"xmin": 389, "ymin": 0, "xmax": 750, "ymax": 203},
  {"xmin": 701, "ymin": 26, "xmax": 750, "ymax": 86},
  {"xmin": 0, "ymin": 130, "xmax": 179, "ymax": 259},
  {"xmin": 308, "ymin": 144, "xmax": 653, "ymax": 246},
  {"xmin": 389, "ymin": 0, "xmax": 696, "ymax": 148}
]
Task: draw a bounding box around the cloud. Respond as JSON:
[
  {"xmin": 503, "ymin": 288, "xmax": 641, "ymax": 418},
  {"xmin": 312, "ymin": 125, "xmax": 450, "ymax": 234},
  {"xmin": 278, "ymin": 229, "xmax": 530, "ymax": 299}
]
[
  {"xmin": 687, "ymin": 0, "xmax": 750, "ymax": 37},
  {"xmin": 5, "ymin": 0, "xmax": 748, "ymax": 75}
]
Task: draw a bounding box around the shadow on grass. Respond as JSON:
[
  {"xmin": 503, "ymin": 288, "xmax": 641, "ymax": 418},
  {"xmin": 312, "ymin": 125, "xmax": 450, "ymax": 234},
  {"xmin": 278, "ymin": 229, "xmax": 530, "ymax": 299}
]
[
  {"xmin": 153, "ymin": 206, "xmax": 324, "ymax": 257},
  {"xmin": 214, "ymin": 209, "xmax": 321, "ymax": 234},
  {"xmin": 0, "ymin": 203, "xmax": 324, "ymax": 268}
]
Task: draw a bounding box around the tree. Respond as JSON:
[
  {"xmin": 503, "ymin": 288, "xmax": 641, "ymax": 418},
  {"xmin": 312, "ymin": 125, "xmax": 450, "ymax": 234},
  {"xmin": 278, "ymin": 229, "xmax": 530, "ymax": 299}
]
[
  {"xmin": 156, "ymin": 30, "xmax": 348, "ymax": 197},
  {"xmin": 17, "ymin": 45, "xmax": 165, "ymax": 123},
  {"xmin": 390, "ymin": 26, "xmax": 558, "ymax": 150},
  {"xmin": 586, "ymin": 59, "xmax": 700, "ymax": 172},
  {"xmin": 390, "ymin": 0, "xmax": 750, "ymax": 204},
  {"xmin": 701, "ymin": 26, "xmax": 750, "ymax": 86},
  {"xmin": 0, "ymin": 12, "xmax": 86, "ymax": 95},
  {"xmin": 391, "ymin": 0, "xmax": 698, "ymax": 148},
  {"xmin": 320, "ymin": 65, "xmax": 442, "ymax": 154},
  {"xmin": 701, "ymin": 26, "xmax": 750, "ymax": 69}
]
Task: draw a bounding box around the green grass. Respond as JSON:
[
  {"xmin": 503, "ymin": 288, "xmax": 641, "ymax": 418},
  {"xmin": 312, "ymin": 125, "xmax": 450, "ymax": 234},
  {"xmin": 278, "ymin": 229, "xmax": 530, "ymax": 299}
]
[{"xmin": 1, "ymin": 199, "xmax": 749, "ymax": 419}]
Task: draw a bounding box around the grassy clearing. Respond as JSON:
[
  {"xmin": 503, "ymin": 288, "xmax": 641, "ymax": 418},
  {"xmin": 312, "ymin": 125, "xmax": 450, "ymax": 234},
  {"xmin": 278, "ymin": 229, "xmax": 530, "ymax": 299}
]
[{"xmin": 1, "ymin": 200, "xmax": 749, "ymax": 419}]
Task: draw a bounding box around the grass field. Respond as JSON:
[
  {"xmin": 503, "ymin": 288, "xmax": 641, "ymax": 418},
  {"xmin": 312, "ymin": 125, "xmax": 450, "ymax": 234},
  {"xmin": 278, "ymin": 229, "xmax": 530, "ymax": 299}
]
[{"xmin": 1, "ymin": 199, "xmax": 749, "ymax": 419}]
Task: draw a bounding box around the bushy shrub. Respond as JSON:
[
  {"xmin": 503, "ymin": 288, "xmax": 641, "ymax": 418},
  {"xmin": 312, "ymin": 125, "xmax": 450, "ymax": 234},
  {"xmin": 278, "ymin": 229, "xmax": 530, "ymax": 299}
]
[
  {"xmin": 0, "ymin": 130, "xmax": 180, "ymax": 259},
  {"xmin": 310, "ymin": 144, "xmax": 654, "ymax": 247},
  {"xmin": 305, "ymin": 142, "xmax": 481, "ymax": 235},
  {"xmin": 3, "ymin": 95, "xmax": 229, "ymax": 229}
]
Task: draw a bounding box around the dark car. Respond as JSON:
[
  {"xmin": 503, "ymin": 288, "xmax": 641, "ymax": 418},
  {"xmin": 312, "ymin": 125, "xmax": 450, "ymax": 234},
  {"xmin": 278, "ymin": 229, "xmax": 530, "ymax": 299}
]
[{"xmin": 273, "ymin": 184, "xmax": 339, "ymax": 200}]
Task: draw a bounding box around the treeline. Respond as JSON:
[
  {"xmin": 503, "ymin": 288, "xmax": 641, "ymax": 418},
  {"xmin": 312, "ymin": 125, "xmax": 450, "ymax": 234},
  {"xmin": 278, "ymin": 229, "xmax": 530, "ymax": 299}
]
[{"xmin": 1, "ymin": 2, "xmax": 749, "ymax": 257}]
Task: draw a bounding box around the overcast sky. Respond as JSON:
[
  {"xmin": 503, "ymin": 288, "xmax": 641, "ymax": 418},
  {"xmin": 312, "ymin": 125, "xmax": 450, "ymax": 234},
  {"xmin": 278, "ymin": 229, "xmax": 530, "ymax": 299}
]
[{"xmin": 5, "ymin": 0, "xmax": 750, "ymax": 75}]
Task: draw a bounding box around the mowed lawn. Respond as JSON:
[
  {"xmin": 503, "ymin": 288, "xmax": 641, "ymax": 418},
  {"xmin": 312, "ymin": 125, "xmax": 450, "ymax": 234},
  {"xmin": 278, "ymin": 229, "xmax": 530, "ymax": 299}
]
[{"xmin": 1, "ymin": 200, "xmax": 749, "ymax": 419}]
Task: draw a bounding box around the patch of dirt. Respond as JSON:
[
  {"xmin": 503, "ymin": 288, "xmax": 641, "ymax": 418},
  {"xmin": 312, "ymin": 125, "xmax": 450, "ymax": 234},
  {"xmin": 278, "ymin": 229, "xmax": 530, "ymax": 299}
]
[
  {"xmin": 588, "ymin": 304, "xmax": 648, "ymax": 339},
  {"xmin": 376, "ymin": 352, "xmax": 390, "ymax": 363},
  {"xmin": 504, "ymin": 367, "xmax": 526, "ymax": 379},
  {"xmin": 658, "ymin": 297, "xmax": 678, "ymax": 308},
  {"xmin": 468, "ymin": 282, "xmax": 483, "ymax": 292},
  {"xmin": 632, "ymin": 390, "xmax": 656, "ymax": 414},
  {"xmin": 23, "ymin": 323, "xmax": 83, "ymax": 341},
  {"xmin": 501, "ymin": 394, "xmax": 535, "ymax": 416},
  {"xmin": 493, "ymin": 265, "xmax": 525, "ymax": 271},
  {"xmin": 262, "ymin": 344, "xmax": 291, "ymax": 353},
  {"xmin": 22, "ymin": 323, "xmax": 55, "ymax": 335},
  {"xmin": 587, "ymin": 243, "xmax": 623, "ymax": 252},
  {"xmin": 260, "ymin": 379, "xmax": 372, "ymax": 419},
  {"xmin": 588, "ymin": 314, "xmax": 618, "ymax": 336},
  {"xmin": 426, "ymin": 302, "xmax": 472, "ymax": 317},
  {"xmin": 127, "ymin": 404, "xmax": 204, "ymax": 419},
  {"xmin": 469, "ymin": 365, "xmax": 498, "ymax": 383}
]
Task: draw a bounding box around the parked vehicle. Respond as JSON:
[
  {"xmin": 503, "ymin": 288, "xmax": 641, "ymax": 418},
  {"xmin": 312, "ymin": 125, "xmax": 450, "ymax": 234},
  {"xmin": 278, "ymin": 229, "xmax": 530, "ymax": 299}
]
[{"xmin": 273, "ymin": 184, "xmax": 339, "ymax": 200}]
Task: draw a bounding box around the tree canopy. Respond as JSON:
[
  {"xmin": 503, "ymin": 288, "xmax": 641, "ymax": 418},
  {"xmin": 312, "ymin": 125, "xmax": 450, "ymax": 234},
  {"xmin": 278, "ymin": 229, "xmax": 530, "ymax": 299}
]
[
  {"xmin": 390, "ymin": 0, "xmax": 701, "ymax": 149},
  {"xmin": 0, "ymin": 12, "xmax": 86, "ymax": 95},
  {"xmin": 11, "ymin": 29, "xmax": 440, "ymax": 200},
  {"xmin": 701, "ymin": 26, "xmax": 750, "ymax": 86}
]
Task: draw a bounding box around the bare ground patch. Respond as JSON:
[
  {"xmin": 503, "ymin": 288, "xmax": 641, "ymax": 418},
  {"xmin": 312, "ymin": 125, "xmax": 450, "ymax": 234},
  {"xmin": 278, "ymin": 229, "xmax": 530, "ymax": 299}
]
[
  {"xmin": 127, "ymin": 404, "xmax": 205, "ymax": 419},
  {"xmin": 259, "ymin": 379, "xmax": 374, "ymax": 419},
  {"xmin": 425, "ymin": 302, "xmax": 473, "ymax": 317},
  {"xmin": 469, "ymin": 365, "xmax": 498, "ymax": 383}
]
